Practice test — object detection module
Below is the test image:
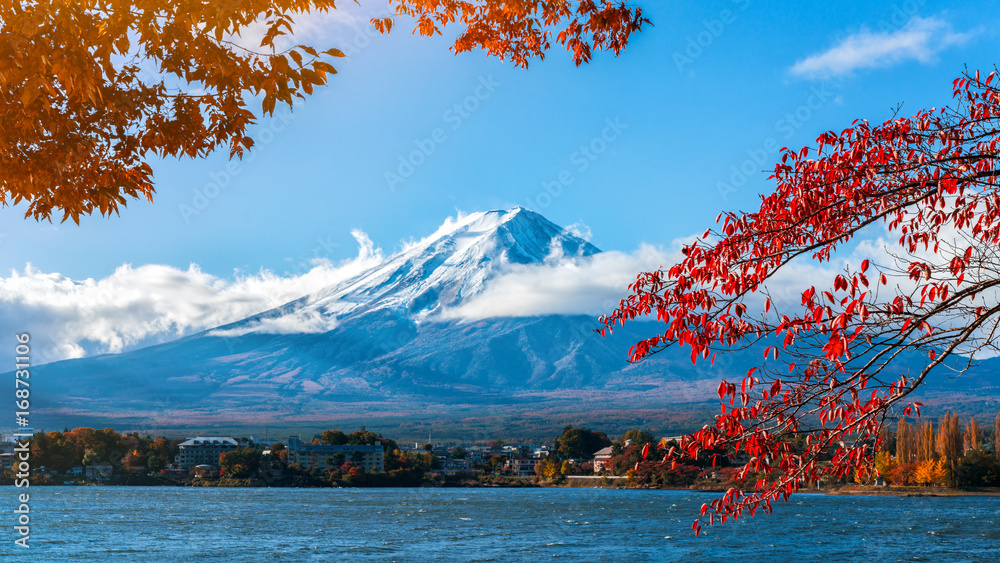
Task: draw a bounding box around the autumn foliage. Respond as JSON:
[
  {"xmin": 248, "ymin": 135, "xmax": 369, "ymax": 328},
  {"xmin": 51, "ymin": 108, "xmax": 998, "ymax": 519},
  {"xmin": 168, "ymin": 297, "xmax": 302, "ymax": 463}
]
[
  {"xmin": 0, "ymin": 0, "xmax": 348, "ymax": 222},
  {"xmin": 373, "ymin": 0, "xmax": 649, "ymax": 68},
  {"xmin": 602, "ymin": 69, "xmax": 1000, "ymax": 534},
  {"xmin": 0, "ymin": 1, "xmax": 648, "ymax": 223}
]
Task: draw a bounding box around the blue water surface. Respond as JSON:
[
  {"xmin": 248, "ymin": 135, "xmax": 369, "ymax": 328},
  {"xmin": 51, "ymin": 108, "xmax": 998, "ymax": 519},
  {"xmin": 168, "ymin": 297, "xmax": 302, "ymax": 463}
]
[{"xmin": 2, "ymin": 486, "xmax": 998, "ymax": 561}]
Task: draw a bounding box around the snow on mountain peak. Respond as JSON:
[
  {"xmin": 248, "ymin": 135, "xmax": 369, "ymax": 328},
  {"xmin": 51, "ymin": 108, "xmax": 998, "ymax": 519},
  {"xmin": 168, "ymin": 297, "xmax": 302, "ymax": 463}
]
[{"xmin": 298, "ymin": 208, "xmax": 600, "ymax": 322}]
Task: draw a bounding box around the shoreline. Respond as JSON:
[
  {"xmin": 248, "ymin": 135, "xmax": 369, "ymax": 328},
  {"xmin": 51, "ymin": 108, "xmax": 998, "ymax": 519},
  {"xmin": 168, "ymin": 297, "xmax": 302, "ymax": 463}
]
[
  {"xmin": 817, "ymin": 485, "xmax": 1000, "ymax": 497},
  {"xmin": 11, "ymin": 478, "xmax": 1000, "ymax": 498}
]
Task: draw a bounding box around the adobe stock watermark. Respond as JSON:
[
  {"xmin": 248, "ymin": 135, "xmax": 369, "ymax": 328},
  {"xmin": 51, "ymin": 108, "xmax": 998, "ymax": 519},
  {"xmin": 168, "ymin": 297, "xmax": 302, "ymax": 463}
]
[
  {"xmin": 13, "ymin": 332, "xmax": 32, "ymax": 549},
  {"xmin": 716, "ymin": 83, "xmax": 836, "ymax": 202},
  {"xmin": 178, "ymin": 102, "xmax": 303, "ymax": 223},
  {"xmin": 384, "ymin": 75, "xmax": 501, "ymax": 192},
  {"xmin": 525, "ymin": 118, "xmax": 628, "ymax": 211},
  {"xmin": 673, "ymin": 0, "xmax": 751, "ymax": 72}
]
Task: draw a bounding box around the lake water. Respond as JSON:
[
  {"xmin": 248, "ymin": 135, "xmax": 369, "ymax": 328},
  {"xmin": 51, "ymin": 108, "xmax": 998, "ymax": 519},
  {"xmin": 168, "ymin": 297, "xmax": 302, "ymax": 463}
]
[{"xmin": 2, "ymin": 486, "xmax": 999, "ymax": 561}]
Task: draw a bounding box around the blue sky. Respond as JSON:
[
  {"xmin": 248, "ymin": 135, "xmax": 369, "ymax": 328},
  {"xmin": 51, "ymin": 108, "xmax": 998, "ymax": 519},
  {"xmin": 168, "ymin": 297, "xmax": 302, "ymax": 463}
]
[{"xmin": 1, "ymin": 0, "xmax": 998, "ymax": 363}]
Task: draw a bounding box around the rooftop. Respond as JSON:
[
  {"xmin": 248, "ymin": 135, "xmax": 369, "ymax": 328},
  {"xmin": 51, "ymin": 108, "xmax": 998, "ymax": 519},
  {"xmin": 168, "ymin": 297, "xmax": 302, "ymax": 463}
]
[{"xmin": 179, "ymin": 437, "xmax": 238, "ymax": 447}]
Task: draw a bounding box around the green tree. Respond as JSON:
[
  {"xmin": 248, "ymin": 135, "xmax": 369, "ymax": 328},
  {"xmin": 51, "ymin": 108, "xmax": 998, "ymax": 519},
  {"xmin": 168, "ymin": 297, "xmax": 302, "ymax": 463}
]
[
  {"xmin": 347, "ymin": 428, "xmax": 379, "ymax": 446},
  {"xmin": 379, "ymin": 437, "xmax": 400, "ymax": 454},
  {"xmin": 327, "ymin": 453, "xmax": 346, "ymax": 468},
  {"xmin": 554, "ymin": 426, "xmax": 611, "ymax": 459},
  {"xmin": 450, "ymin": 446, "xmax": 467, "ymax": 459},
  {"xmin": 321, "ymin": 430, "xmax": 348, "ymax": 445},
  {"xmin": 147, "ymin": 452, "xmax": 163, "ymax": 471},
  {"xmin": 620, "ymin": 429, "xmax": 657, "ymax": 448},
  {"xmin": 954, "ymin": 449, "xmax": 1000, "ymax": 487},
  {"xmin": 219, "ymin": 447, "xmax": 261, "ymax": 478}
]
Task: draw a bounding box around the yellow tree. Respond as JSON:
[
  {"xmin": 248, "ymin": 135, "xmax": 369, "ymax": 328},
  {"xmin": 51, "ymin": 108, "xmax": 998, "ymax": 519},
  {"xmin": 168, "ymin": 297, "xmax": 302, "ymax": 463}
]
[
  {"xmin": 1, "ymin": 0, "xmax": 649, "ymax": 222},
  {"xmin": 895, "ymin": 418, "xmax": 915, "ymax": 464},
  {"xmin": 544, "ymin": 458, "xmax": 562, "ymax": 478},
  {"xmin": 937, "ymin": 412, "xmax": 963, "ymax": 465},
  {"xmin": 873, "ymin": 451, "xmax": 896, "ymax": 481},
  {"xmin": 916, "ymin": 420, "xmax": 936, "ymax": 463},
  {"xmin": 965, "ymin": 416, "xmax": 980, "ymax": 452},
  {"xmin": 935, "ymin": 412, "xmax": 963, "ymax": 485},
  {"xmin": 912, "ymin": 458, "xmax": 946, "ymax": 487}
]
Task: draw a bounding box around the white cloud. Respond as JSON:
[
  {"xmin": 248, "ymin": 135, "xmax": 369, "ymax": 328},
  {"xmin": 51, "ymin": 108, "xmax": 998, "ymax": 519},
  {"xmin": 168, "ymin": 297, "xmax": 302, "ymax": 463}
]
[
  {"xmin": 398, "ymin": 210, "xmax": 476, "ymax": 253},
  {"xmin": 563, "ymin": 222, "xmax": 593, "ymax": 243},
  {"xmin": 432, "ymin": 221, "xmax": 862, "ymax": 323},
  {"xmin": 439, "ymin": 242, "xmax": 683, "ymax": 320},
  {"xmin": 207, "ymin": 309, "xmax": 338, "ymax": 338},
  {"xmin": 16, "ymin": 210, "xmax": 987, "ymax": 368},
  {"xmin": 790, "ymin": 16, "xmax": 971, "ymax": 79},
  {"xmin": 0, "ymin": 231, "xmax": 382, "ymax": 365}
]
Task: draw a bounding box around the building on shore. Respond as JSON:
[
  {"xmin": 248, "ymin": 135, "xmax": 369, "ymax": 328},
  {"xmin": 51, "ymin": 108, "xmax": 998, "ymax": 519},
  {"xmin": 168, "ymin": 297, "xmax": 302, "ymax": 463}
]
[
  {"xmin": 286, "ymin": 437, "xmax": 384, "ymax": 472},
  {"xmin": 86, "ymin": 461, "xmax": 113, "ymax": 480},
  {"xmin": 507, "ymin": 457, "xmax": 543, "ymax": 477},
  {"xmin": 176, "ymin": 437, "xmax": 239, "ymax": 470},
  {"xmin": 436, "ymin": 458, "xmax": 472, "ymax": 475},
  {"xmin": 592, "ymin": 446, "xmax": 614, "ymax": 473}
]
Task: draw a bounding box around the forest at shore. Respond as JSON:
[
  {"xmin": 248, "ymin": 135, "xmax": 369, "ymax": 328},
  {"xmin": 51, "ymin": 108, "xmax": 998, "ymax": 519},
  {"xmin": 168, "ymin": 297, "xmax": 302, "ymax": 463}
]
[{"xmin": 9, "ymin": 411, "xmax": 1000, "ymax": 490}]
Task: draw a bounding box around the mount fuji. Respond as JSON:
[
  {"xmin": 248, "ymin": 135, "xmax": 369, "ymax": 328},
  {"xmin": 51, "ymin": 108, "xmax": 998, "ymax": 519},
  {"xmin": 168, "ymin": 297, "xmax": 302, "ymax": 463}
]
[
  {"xmin": 21, "ymin": 208, "xmax": 1000, "ymax": 440},
  {"xmin": 23, "ymin": 208, "xmax": 726, "ymax": 439},
  {"xmin": 210, "ymin": 207, "xmax": 601, "ymax": 334}
]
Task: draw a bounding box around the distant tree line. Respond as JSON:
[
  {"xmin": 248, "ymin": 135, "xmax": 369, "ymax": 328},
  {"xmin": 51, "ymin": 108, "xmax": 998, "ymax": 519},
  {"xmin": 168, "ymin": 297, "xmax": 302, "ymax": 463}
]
[
  {"xmin": 27, "ymin": 428, "xmax": 181, "ymax": 474},
  {"xmin": 870, "ymin": 412, "xmax": 1000, "ymax": 487},
  {"xmin": 18, "ymin": 412, "xmax": 1000, "ymax": 490}
]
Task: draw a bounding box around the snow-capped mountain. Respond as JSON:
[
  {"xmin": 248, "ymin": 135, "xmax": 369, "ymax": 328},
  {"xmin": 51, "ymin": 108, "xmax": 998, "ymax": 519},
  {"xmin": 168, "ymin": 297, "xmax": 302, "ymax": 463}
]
[
  {"xmin": 305, "ymin": 207, "xmax": 599, "ymax": 320},
  {"xmin": 20, "ymin": 208, "xmax": 1000, "ymax": 440},
  {"xmin": 23, "ymin": 208, "xmax": 698, "ymax": 438},
  {"xmin": 213, "ymin": 207, "xmax": 599, "ymax": 337}
]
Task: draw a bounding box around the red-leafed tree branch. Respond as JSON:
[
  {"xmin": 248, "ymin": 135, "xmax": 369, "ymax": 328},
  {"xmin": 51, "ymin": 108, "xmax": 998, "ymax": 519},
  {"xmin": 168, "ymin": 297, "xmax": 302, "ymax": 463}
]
[{"xmin": 601, "ymin": 68, "xmax": 1000, "ymax": 535}]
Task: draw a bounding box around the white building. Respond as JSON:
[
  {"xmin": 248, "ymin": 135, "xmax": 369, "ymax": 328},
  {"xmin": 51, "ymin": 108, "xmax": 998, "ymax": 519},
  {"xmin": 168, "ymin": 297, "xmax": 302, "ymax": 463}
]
[
  {"xmin": 177, "ymin": 437, "xmax": 239, "ymax": 470},
  {"xmin": 286, "ymin": 437, "xmax": 384, "ymax": 472}
]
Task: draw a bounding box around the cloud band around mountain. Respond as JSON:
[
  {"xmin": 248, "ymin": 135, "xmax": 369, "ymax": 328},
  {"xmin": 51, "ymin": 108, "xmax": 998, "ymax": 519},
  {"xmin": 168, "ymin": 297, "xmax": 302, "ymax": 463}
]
[
  {"xmin": 0, "ymin": 212, "xmax": 874, "ymax": 367},
  {"xmin": 0, "ymin": 231, "xmax": 382, "ymax": 366}
]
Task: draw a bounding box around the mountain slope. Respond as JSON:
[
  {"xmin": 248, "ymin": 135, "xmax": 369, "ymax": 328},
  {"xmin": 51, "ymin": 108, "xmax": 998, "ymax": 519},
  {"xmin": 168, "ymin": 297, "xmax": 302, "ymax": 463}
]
[
  {"xmin": 28, "ymin": 208, "xmax": 670, "ymax": 434},
  {"xmin": 20, "ymin": 208, "xmax": 1000, "ymax": 439}
]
